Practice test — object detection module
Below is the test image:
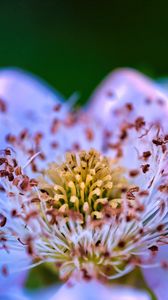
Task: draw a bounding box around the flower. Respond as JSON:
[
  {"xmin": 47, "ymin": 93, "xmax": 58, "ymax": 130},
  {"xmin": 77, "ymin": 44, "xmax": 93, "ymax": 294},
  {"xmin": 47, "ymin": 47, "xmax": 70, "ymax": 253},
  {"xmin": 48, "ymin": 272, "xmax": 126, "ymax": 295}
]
[{"xmin": 0, "ymin": 68, "xmax": 168, "ymax": 299}]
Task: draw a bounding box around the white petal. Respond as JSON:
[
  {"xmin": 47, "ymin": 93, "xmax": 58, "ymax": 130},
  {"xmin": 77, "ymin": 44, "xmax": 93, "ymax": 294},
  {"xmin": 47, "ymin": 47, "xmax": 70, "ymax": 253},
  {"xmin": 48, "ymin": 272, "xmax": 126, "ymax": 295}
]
[
  {"xmin": 50, "ymin": 281, "xmax": 151, "ymax": 300},
  {"xmin": 0, "ymin": 288, "xmax": 29, "ymax": 300},
  {"xmin": 0, "ymin": 68, "xmax": 63, "ymax": 123},
  {"xmin": 0, "ymin": 271, "xmax": 27, "ymax": 293},
  {"xmin": 0, "ymin": 68, "xmax": 103, "ymax": 174},
  {"xmin": 89, "ymin": 68, "xmax": 168, "ymax": 127},
  {"xmin": 0, "ymin": 192, "xmax": 32, "ymax": 279},
  {"xmin": 88, "ymin": 69, "xmax": 168, "ymax": 192},
  {"xmin": 142, "ymin": 245, "xmax": 168, "ymax": 300},
  {"xmin": 0, "ymin": 68, "xmax": 64, "ymax": 148}
]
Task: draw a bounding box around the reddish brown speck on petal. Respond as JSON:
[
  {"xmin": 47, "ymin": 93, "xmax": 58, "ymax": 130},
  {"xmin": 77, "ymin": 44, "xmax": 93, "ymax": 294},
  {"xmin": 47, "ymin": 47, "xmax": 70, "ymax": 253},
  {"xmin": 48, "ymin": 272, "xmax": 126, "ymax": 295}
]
[
  {"xmin": 134, "ymin": 117, "xmax": 146, "ymax": 131},
  {"xmin": 85, "ymin": 128, "xmax": 94, "ymax": 141},
  {"xmin": 141, "ymin": 164, "xmax": 150, "ymax": 173},
  {"xmin": 1, "ymin": 265, "xmax": 8, "ymax": 276},
  {"xmin": 53, "ymin": 103, "xmax": 62, "ymax": 112},
  {"xmin": 125, "ymin": 103, "xmax": 134, "ymax": 111},
  {"xmin": 142, "ymin": 151, "xmax": 151, "ymax": 160},
  {"xmin": 148, "ymin": 245, "xmax": 158, "ymax": 252},
  {"xmin": 0, "ymin": 99, "xmax": 7, "ymax": 113},
  {"xmin": 0, "ymin": 214, "xmax": 7, "ymax": 227},
  {"xmin": 129, "ymin": 169, "xmax": 139, "ymax": 177}
]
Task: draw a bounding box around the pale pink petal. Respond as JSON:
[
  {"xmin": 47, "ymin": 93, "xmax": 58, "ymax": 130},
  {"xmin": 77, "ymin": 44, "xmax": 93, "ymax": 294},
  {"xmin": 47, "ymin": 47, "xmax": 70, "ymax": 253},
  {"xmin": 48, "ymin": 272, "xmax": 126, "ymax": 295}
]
[
  {"xmin": 0, "ymin": 68, "xmax": 63, "ymax": 123},
  {"xmin": 0, "ymin": 269, "xmax": 27, "ymax": 288},
  {"xmin": 0, "ymin": 288, "xmax": 29, "ymax": 300},
  {"xmin": 50, "ymin": 281, "xmax": 150, "ymax": 300},
  {"xmin": 0, "ymin": 247, "xmax": 29, "ymax": 296},
  {"xmin": 89, "ymin": 68, "xmax": 168, "ymax": 127},
  {"xmin": 88, "ymin": 69, "xmax": 168, "ymax": 191},
  {"xmin": 142, "ymin": 245, "xmax": 168, "ymax": 300},
  {"xmin": 0, "ymin": 68, "xmax": 65, "ymax": 148},
  {"xmin": 0, "ymin": 69, "xmax": 103, "ymax": 173}
]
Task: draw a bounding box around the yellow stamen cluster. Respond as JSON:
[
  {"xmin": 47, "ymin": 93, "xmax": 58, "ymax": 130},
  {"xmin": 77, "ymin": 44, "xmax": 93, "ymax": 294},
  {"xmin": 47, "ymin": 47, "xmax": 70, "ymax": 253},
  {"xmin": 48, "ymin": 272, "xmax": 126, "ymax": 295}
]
[{"xmin": 39, "ymin": 149, "xmax": 128, "ymax": 220}]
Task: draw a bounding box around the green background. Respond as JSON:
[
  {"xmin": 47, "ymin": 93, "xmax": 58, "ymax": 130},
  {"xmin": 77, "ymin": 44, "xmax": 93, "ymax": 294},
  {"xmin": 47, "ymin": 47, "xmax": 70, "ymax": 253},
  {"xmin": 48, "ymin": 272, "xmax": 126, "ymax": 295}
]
[{"xmin": 0, "ymin": 0, "xmax": 168, "ymax": 104}]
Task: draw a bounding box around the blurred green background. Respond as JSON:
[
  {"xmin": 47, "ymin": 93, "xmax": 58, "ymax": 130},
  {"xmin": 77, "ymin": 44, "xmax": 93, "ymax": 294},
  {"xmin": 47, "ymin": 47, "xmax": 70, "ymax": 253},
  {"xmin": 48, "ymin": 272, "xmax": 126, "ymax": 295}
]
[{"xmin": 0, "ymin": 0, "xmax": 168, "ymax": 104}]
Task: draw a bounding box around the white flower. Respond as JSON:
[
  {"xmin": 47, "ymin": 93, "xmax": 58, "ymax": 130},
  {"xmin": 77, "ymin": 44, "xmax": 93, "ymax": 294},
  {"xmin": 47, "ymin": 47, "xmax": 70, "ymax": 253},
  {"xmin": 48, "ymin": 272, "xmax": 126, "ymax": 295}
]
[{"xmin": 1, "ymin": 68, "xmax": 168, "ymax": 299}]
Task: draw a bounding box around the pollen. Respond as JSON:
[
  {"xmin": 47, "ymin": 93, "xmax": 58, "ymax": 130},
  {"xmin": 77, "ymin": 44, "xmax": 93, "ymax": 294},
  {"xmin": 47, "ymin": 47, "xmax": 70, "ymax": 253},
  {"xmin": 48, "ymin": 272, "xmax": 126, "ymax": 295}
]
[{"xmin": 39, "ymin": 149, "xmax": 128, "ymax": 221}]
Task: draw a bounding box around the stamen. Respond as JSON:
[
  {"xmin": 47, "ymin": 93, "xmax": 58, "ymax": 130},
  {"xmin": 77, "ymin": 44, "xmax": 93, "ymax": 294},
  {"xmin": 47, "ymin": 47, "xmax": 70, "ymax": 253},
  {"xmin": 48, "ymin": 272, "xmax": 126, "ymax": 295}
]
[
  {"xmin": 1, "ymin": 142, "xmax": 168, "ymax": 283},
  {"xmin": 39, "ymin": 149, "xmax": 128, "ymax": 221}
]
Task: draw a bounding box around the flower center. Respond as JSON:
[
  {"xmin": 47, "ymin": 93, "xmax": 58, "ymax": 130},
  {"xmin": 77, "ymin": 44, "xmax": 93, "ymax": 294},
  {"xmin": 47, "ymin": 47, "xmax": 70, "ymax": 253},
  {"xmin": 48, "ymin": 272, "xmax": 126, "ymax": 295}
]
[{"xmin": 39, "ymin": 149, "xmax": 128, "ymax": 221}]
